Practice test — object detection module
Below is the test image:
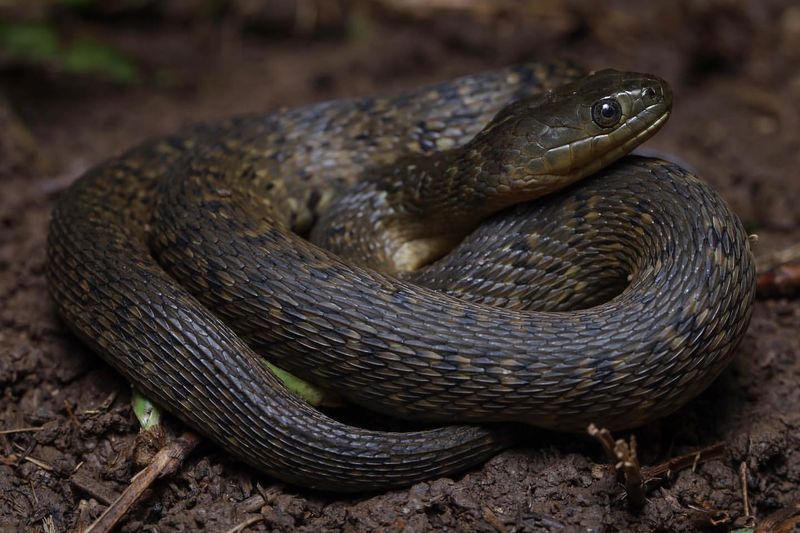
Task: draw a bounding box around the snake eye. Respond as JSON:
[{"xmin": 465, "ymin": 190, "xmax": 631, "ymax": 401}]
[{"xmin": 591, "ymin": 98, "xmax": 622, "ymax": 128}]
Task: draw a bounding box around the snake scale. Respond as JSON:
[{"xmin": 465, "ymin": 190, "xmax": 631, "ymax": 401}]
[{"xmin": 46, "ymin": 61, "xmax": 756, "ymax": 491}]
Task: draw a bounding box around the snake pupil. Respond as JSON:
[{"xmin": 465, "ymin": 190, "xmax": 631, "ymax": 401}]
[{"xmin": 591, "ymin": 98, "xmax": 622, "ymax": 128}]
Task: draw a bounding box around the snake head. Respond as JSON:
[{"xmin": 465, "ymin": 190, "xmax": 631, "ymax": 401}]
[{"xmin": 472, "ymin": 69, "xmax": 673, "ymax": 200}]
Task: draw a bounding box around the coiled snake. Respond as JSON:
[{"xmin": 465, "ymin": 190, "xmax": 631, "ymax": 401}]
[{"xmin": 46, "ymin": 62, "xmax": 756, "ymax": 491}]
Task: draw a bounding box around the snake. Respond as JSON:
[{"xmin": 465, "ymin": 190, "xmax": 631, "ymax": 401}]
[{"xmin": 46, "ymin": 62, "xmax": 756, "ymax": 492}]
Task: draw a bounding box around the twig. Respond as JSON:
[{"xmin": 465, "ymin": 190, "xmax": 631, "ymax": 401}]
[
  {"xmin": 238, "ymin": 483, "xmax": 284, "ymax": 513},
  {"xmin": 0, "ymin": 426, "xmax": 43, "ymax": 435},
  {"xmin": 13, "ymin": 438, "xmax": 38, "ymax": 468},
  {"xmin": 615, "ymin": 435, "xmax": 646, "ymax": 507},
  {"xmin": 0, "ymin": 453, "xmax": 55, "ymax": 471},
  {"xmin": 239, "ymin": 494, "xmax": 266, "ymax": 513},
  {"xmin": 640, "ymin": 442, "xmax": 725, "ymax": 483},
  {"xmin": 223, "ymin": 515, "xmax": 265, "ymax": 533},
  {"xmin": 85, "ymin": 431, "xmax": 200, "ymax": 533},
  {"xmin": 587, "ymin": 424, "xmax": 620, "ymax": 474},
  {"xmin": 42, "ymin": 514, "xmax": 56, "ymax": 533},
  {"xmin": 24, "ymin": 456, "xmax": 54, "ymax": 471},
  {"xmin": 740, "ymin": 462, "xmax": 753, "ymax": 525},
  {"xmin": 588, "ymin": 425, "xmax": 726, "ymax": 509},
  {"xmin": 588, "ymin": 424, "xmax": 645, "ymax": 507}
]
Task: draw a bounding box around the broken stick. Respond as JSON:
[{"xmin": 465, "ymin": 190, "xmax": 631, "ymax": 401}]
[{"xmin": 84, "ymin": 432, "xmax": 200, "ymax": 533}]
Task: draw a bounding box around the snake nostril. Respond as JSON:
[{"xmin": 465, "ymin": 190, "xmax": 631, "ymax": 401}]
[{"xmin": 644, "ymin": 86, "xmax": 659, "ymax": 101}]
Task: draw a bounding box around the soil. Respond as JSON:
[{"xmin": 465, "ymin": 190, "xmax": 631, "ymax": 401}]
[{"xmin": 1, "ymin": 1, "xmax": 799, "ymax": 531}]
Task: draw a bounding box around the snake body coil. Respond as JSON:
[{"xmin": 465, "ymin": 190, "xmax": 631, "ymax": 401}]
[{"xmin": 46, "ymin": 62, "xmax": 755, "ymax": 491}]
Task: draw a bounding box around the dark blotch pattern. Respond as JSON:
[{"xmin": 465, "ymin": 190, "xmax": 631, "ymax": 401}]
[{"xmin": 46, "ymin": 61, "xmax": 755, "ymax": 492}]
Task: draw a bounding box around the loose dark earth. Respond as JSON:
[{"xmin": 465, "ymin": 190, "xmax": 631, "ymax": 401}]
[{"xmin": 1, "ymin": 1, "xmax": 799, "ymax": 531}]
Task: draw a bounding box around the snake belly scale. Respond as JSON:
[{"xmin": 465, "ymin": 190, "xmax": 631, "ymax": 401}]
[{"xmin": 46, "ymin": 62, "xmax": 755, "ymax": 491}]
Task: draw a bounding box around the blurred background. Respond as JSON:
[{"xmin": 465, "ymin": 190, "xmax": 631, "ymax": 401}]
[{"xmin": 1, "ymin": 1, "xmax": 799, "ymax": 531}]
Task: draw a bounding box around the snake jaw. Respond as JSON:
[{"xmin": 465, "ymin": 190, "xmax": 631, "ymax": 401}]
[
  {"xmin": 565, "ymin": 106, "xmax": 673, "ymax": 182},
  {"xmin": 541, "ymin": 78, "xmax": 671, "ymax": 184}
]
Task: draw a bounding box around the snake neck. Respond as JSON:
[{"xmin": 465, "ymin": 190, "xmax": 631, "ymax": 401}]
[
  {"xmin": 309, "ymin": 130, "xmax": 659, "ymax": 274},
  {"xmin": 309, "ymin": 148, "xmax": 582, "ymax": 274}
]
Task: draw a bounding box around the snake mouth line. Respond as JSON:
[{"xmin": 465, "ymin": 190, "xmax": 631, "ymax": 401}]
[
  {"xmin": 627, "ymin": 107, "xmax": 671, "ymax": 152},
  {"xmin": 587, "ymin": 107, "xmax": 672, "ymax": 174},
  {"xmin": 541, "ymin": 105, "xmax": 672, "ymax": 180}
]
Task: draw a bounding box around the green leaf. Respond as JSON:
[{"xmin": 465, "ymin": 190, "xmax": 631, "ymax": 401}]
[
  {"xmin": 0, "ymin": 23, "xmax": 59, "ymax": 63},
  {"xmin": 263, "ymin": 361, "xmax": 337, "ymax": 407},
  {"xmin": 132, "ymin": 390, "xmax": 163, "ymax": 430},
  {"xmin": 60, "ymin": 40, "xmax": 139, "ymax": 83}
]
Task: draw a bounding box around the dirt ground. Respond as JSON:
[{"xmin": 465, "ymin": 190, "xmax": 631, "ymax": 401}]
[{"xmin": 1, "ymin": 0, "xmax": 799, "ymax": 531}]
